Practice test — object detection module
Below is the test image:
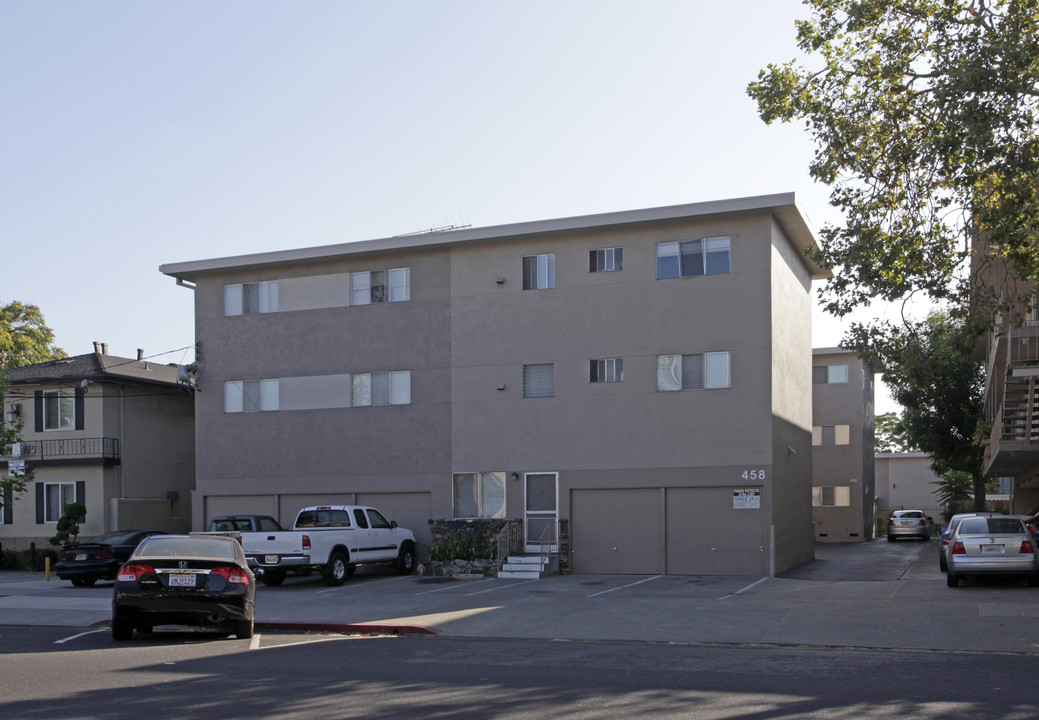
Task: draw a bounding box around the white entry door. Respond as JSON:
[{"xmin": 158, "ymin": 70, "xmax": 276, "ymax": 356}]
[{"xmin": 524, "ymin": 472, "xmax": 558, "ymax": 553}]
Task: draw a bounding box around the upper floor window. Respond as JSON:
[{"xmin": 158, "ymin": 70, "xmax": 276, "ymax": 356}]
[
  {"xmin": 225, "ymin": 380, "xmax": 280, "ymax": 413},
  {"xmin": 590, "ymin": 358, "xmax": 624, "ymax": 383},
  {"xmin": 351, "ymin": 371, "xmax": 411, "ymax": 406},
  {"xmin": 225, "ymin": 281, "xmax": 278, "ymax": 316},
  {"xmin": 813, "ymin": 425, "xmax": 851, "ymax": 446},
  {"xmin": 522, "ymin": 254, "xmax": 555, "ymax": 290},
  {"xmin": 656, "ymin": 352, "xmax": 730, "ymax": 391},
  {"xmin": 589, "ymin": 247, "xmax": 623, "ymax": 273},
  {"xmin": 813, "ymin": 365, "xmax": 849, "ymax": 384},
  {"xmin": 656, "ymin": 237, "xmax": 730, "ymax": 279},
  {"xmin": 812, "ymin": 486, "xmax": 851, "ymax": 507},
  {"xmin": 523, "ymin": 364, "xmax": 555, "ymax": 397},
  {"xmin": 43, "ymin": 390, "xmax": 75, "ymax": 430},
  {"xmin": 351, "ymin": 268, "xmax": 410, "ymax": 305}
]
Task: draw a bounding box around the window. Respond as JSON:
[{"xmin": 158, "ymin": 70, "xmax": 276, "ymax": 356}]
[
  {"xmin": 453, "ymin": 472, "xmax": 506, "ymax": 518},
  {"xmin": 589, "ymin": 247, "xmax": 623, "ymax": 272},
  {"xmin": 813, "ymin": 425, "xmax": 851, "ymax": 446},
  {"xmin": 813, "ymin": 486, "xmax": 851, "ymax": 507},
  {"xmin": 656, "ymin": 237, "xmax": 730, "ymax": 279},
  {"xmin": 656, "ymin": 352, "xmax": 730, "ymax": 391},
  {"xmin": 44, "ymin": 482, "xmax": 77, "ymax": 523},
  {"xmin": 351, "ymin": 268, "xmax": 409, "ymax": 305},
  {"xmin": 351, "ymin": 371, "xmax": 411, "ymax": 406},
  {"xmin": 224, "ymin": 281, "xmax": 278, "ymax": 316},
  {"xmin": 590, "ymin": 358, "xmax": 624, "ymax": 383},
  {"xmin": 43, "ymin": 390, "xmax": 75, "ymax": 430},
  {"xmin": 522, "ymin": 254, "xmax": 555, "ymax": 290},
  {"xmin": 813, "ymin": 365, "xmax": 849, "ymax": 384},
  {"xmin": 523, "ymin": 364, "xmax": 555, "ymax": 397},
  {"xmin": 1, "ymin": 486, "xmax": 11, "ymax": 525},
  {"xmin": 224, "ymin": 380, "xmax": 280, "ymax": 413}
]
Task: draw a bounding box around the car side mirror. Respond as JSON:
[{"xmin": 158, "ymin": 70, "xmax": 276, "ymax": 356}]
[{"xmin": 391, "ymin": 520, "xmax": 397, "ymax": 528}]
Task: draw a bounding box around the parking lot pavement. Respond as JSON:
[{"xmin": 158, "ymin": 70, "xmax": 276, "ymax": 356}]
[{"xmin": 5, "ymin": 539, "xmax": 1039, "ymax": 652}]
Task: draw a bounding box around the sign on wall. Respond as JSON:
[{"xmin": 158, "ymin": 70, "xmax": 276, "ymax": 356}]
[{"xmin": 733, "ymin": 488, "xmax": 761, "ymax": 509}]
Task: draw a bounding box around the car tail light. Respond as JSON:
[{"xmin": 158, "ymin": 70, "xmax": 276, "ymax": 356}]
[
  {"xmin": 1022, "ymin": 540, "xmax": 1035, "ymax": 555},
  {"xmin": 888, "ymin": 519, "xmax": 895, "ymax": 526},
  {"xmin": 117, "ymin": 564, "xmax": 155, "ymax": 581},
  {"xmin": 918, "ymin": 519, "xmax": 927, "ymax": 526},
  {"xmin": 303, "ymin": 534, "xmax": 311, "ymax": 551},
  {"xmin": 952, "ymin": 542, "xmax": 965, "ymax": 555},
  {"xmin": 211, "ymin": 566, "xmax": 251, "ymax": 584},
  {"xmin": 58, "ymin": 551, "xmax": 67, "ymax": 561},
  {"xmin": 95, "ymin": 549, "xmax": 114, "ymax": 559}
]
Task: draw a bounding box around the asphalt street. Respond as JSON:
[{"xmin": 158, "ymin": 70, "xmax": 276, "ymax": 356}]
[{"xmin": 3, "ymin": 538, "xmax": 1039, "ymax": 653}]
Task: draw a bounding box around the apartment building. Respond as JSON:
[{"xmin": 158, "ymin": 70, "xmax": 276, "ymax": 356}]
[
  {"xmin": 0, "ymin": 346, "xmax": 195, "ymax": 549},
  {"xmin": 161, "ymin": 193, "xmax": 829, "ymax": 576},
  {"xmin": 811, "ymin": 348, "xmax": 876, "ymax": 542}
]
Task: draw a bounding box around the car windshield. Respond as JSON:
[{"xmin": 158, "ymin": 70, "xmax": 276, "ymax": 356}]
[
  {"xmin": 957, "ymin": 517, "xmax": 1024, "ymax": 535},
  {"xmin": 137, "ymin": 537, "xmax": 237, "ymax": 559}
]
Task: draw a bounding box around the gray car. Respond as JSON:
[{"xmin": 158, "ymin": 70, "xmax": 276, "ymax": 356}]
[
  {"xmin": 946, "ymin": 515, "xmax": 1039, "ymax": 588},
  {"xmin": 938, "ymin": 512, "xmax": 1001, "ymax": 572},
  {"xmin": 886, "ymin": 510, "xmax": 930, "ymax": 541}
]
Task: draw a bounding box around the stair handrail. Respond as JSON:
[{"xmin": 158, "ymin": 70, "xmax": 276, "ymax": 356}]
[
  {"xmin": 538, "ymin": 520, "xmax": 558, "ymax": 573},
  {"xmin": 492, "ymin": 522, "xmax": 516, "ymax": 572}
]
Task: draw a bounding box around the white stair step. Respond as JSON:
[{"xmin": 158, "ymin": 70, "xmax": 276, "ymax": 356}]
[{"xmin": 498, "ymin": 570, "xmax": 542, "ymax": 579}]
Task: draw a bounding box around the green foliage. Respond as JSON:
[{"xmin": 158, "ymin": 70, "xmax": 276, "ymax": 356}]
[
  {"xmin": 429, "ymin": 520, "xmax": 488, "ymax": 562},
  {"xmin": 0, "ymin": 301, "xmax": 66, "ymax": 370},
  {"xmin": 875, "ymin": 411, "xmax": 914, "ymax": 453},
  {"xmin": 931, "ymin": 470, "xmax": 975, "ymax": 506},
  {"xmin": 748, "ymin": 0, "xmax": 1039, "ymax": 326},
  {"xmin": 0, "ymin": 547, "xmax": 59, "ymax": 571},
  {"xmin": 51, "ymin": 502, "xmax": 86, "ymax": 546}
]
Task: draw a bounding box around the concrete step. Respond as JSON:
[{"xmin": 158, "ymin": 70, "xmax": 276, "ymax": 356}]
[{"xmin": 497, "ymin": 569, "xmax": 543, "ymax": 580}]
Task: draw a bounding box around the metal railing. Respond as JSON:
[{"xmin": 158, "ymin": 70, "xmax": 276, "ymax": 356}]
[
  {"xmin": 8, "ymin": 437, "xmax": 120, "ymax": 461},
  {"xmin": 493, "ymin": 522, "xmax": 520, "ymax": 572},
  {"xmin": 538, "ymin": 520, "xmax": 559, "ymax": 574}
]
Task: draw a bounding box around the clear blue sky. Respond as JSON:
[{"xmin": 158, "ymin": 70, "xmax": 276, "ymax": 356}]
[{"xmin": 0, "ymin": 0, "xmax": 896, "ymax": 409}]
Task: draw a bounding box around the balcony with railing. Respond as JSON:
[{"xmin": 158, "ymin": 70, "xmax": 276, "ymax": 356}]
[
  {"xmin": 4, "ymin": 437, "xmax": 120, "ymax": 466},
  {"xmin": 984, "ymin": 315, "xmax": 1039, "ymax": 477}
]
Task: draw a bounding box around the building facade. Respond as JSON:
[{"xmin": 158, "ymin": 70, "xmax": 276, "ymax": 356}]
[
  {"xmin": 0, "ymin": 346, "xmax": 196, "ymax": 549},
  {"xmin": 161, "ymin": 194, "xmax": 829, "ymax": 576},
  {"xmin": 811, "ymin": 348, "xmax": 876, "ymax": 542}
]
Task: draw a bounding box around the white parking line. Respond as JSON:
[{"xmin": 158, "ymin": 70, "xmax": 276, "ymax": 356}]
[
  {"xmin": 316, "ymin": 575, "xmax": 412, "ymax": 594},
  {"xmin": 465, "ymin": 579, "xmax": 538, "ymax": 596},
  {"xmin": 586, "ymin": 575, "xmax": 663, "ymax": 598},
  {"xmin": 720, "ymin": 577, "xmax": 770, "ymax": 599},
  {"xmin": 54, "ymin": 628, "xmax": 107, "ymax": 644}
]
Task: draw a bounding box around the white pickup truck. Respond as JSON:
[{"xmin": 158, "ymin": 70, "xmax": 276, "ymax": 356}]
[{"xmin": 235, "ymin": 505, "xmax": 417, "ymax": 587}]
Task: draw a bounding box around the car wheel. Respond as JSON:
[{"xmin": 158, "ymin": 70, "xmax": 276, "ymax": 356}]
[
  {"xmin": 323, "ymin": 552, "xmax": 348, "ymax": 586},
  {"xmin": 71, "ymin": 578, "xmax": 97, "ymax": 587},
  {"xmin": 947, "ymin": 572, "xmax": 959, "ymax": 588},
  {"xmin": 235, "ymin": 619, "xmax": 254, "ymax": 639},
  {"xmin": 395, "ymin": 543, "xmax": 416, "ymax": 575},
  {"xmin": 111, "ymin": 618, "xmax": 134, "ymax": 641},
  {"xmin": 260, "ymin": 569, "xmax": 286, "ymax": 587},
  {"xmin": 939, "ymin": 555, "xmax": 947, "ymax": 572}
]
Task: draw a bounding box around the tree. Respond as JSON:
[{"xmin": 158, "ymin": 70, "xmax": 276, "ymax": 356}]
[
  {"xmin": 875, "ymin": 411, "xmax": 914, "ymax": 453},
  {"xmin": 1, "ymin": 301, "xmax": 66, "ymax": 512},
  {"xmin": 851, "ymin": 311, "xmax": 988, "ymax": 508},
  {"xmin": 50, "ymin": 502, "xmax": 86, "ymax": 546},
  {"xmin": 747, "ymin": 0, "xmax": 1039, "ymax": 328}
]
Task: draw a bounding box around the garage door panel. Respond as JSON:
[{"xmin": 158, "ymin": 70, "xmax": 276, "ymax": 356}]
[{"xmin": 571, "ymin": 489, "xmax": 662, "ymax": 574}]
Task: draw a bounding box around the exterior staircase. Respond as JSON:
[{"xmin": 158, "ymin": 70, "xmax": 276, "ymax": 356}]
[{"xmin": 497, "ymin": 553, "xmax": 556, "ymax": 580}]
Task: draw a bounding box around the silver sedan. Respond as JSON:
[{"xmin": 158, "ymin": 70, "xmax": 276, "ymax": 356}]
[
  {"xmin": 886, "ymin": 510, "xmax": 930, "ymax": 541},
  {"xmin": 946, "ymin": 515, "xmax": 1039, "ymax": 588}
]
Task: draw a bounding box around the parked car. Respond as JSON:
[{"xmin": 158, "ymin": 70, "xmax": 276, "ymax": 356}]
[
  {"xmin": 55, "ymin": 529, "xmax": 168, "ymax": 586},
  {"xmin": 938, "ymin": 512, "xmax": 1001, "ymax": 571},
  {"xmin": 208, "ymin": 515, "xmax": 284, "ymax": 533},
  {"xmin": 886, "ymin": 510, "xmax": 931, "ymax": 541},
  {"xmin": 111, "ymin": 534, "xmax": 256, "ymax": 641},
  {"xmin": 946, "ymin": 515, "xmax": 1039, "ymax": 588}
]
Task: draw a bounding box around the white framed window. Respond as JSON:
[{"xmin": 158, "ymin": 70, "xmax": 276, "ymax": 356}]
[
  {"xmin": 351, "ymin": 268, "xmax": 409, "ymax": 305},
  {"xmin": 813, "ymin": 364, "xmax": 849, "ymax": 384},
  {"xmin": 224, "ymin": 380, "xmax": 280, "ymax": 413},
  {"xmin": 452, "ymin": 472, "xmax": 506, "ymax": 519},
  {"xmin": 523, "ymin": 364, "xmax": 555, "ymax": 397},
  {"xmin": 812, "ymin": 425, "xmax": 851, "ymax": 446},
  {"xmin": 590, "ymin": 358, "xmax": 624, "ymax": 383},
  {"xmin": 43, "ymin": 390, "xmax": 75, "ymax": 430},
  {"xmin": 656, "ymin": 352, "xmax": 730, "ymax": 391},
  {"xmin": 813, "ymin": 486, "xmax": 851, "ymax": 507},
  {"xmin": 44, "ymin": 482, "xmax": 77, "ymax": 523},
  {"xmin": 522, "ymin": 254, "xmax": 555, "ymax": 290},
  {"xmin": 224, "ymin": 281, "xmax": 278, "ymax": 316},
  {"xmin": 656, "ymin": 236, "xmax": 730, "ymax": 279},
  {"xmin": 589, "ymin": 247, "xmax": 623, "ymax": 272},
  {"xmin": 351, "ymin": 371, "xmax": 411, "ymax": 406}
]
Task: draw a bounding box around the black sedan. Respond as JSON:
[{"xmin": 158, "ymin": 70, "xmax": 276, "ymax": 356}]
[
  {"xmin": 111, "ymin": 534, "xmax": 256, "ymax": 641},
  {"xmin": 56, "ymin": 529, "xmax": 168, "ymax": 586}
]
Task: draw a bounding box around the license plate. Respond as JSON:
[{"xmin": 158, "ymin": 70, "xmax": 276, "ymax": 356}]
[
  {"xmin": 75, "ymin": 553, "xmax": 87, "ymax": 561},
  {"xmin": 168, "ymin": 574, "xmax": 196, "ymax": 587},
  {"xmin": 982, "ymin": 544, "xmax": 1004, "ymax": 554},
  {"xmin": 264, "ymin": 555, "xmax": 279, "ymax": 565}
]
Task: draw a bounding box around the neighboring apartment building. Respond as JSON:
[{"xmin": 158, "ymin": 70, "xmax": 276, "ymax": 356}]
[
  {"xmin": 0, "ymin": 345, "xmax": 195, "ymax": 549},
  {"xmin": 161, "ymin": 193, "xmax": 830, "ymax": 576},
  {"xmin": 811, "ymin": 348, "xmax": 876, "ymax": 542}
]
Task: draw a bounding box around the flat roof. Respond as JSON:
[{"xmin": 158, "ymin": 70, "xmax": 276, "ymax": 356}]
[{"xmin": 160, "ymin": 192, "xmax": 831, "ymax": 282}]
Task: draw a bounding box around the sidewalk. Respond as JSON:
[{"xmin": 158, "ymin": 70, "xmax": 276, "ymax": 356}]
[{"xmin": 3, "ymin": 540, "xmax": 1039, "ymax": 652}]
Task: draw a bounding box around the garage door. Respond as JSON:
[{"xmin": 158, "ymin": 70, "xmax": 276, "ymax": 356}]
[
  {"xmin": 666, "ymin": 487, "xmax": 767, "ymax": 576},
  {"xmin": 570, "ymin": 488, "xmax": 663, "ymax": 574}
]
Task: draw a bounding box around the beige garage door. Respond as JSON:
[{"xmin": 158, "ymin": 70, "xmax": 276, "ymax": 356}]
[
  {"xmin": 665, "ymin": 487, "xmax": 767, "ymax": 576},
  {"xmin": 570, "ymin": 488, "xmax": 663, "ymax": 574}
]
